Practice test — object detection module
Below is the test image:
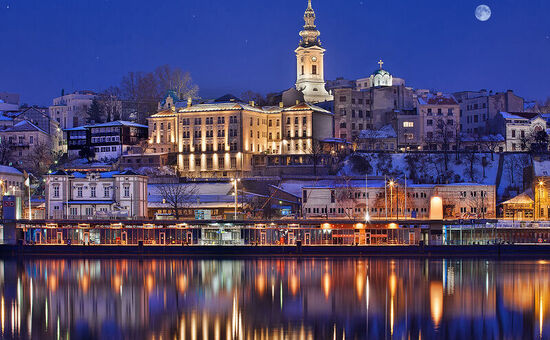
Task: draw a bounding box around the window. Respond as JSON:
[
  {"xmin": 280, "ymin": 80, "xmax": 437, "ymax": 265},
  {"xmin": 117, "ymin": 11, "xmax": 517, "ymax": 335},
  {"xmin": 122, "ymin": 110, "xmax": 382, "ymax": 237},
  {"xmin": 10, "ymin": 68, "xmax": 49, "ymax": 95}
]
[
  {"xmin": 331, "ymin": 190, "xmax": 336, "ymax": 203},
  {"xmin": 448, "ymin": 108, "xmax": 453, "ymax": 116},
  {"xmin": 53, "ymin": 185, "xmax": 60, "ymax": 198},
  {"xmin": 29, "ymin": 136, "xmax": 34, "ymax": 144},
  {"xmin": 403, "ymin": 122, "xmax": 414, "ymax": 128},
  {"xmin": 104, "ymin": 186, "xmax": 110, "ymax": 198},
  {"xmin": 219, "ymin": 157, "xmax": 225, "ymax": 169},
  {"xmin": 77, "ymin": 187, "xmax": 83, "ymax": 198},
  {"xmin": 427, "ymin": 119, "xmax": 433, "ymax": 126},
  {"xmin": 124, "ymin": 185, "xmax": 130, "ymax": 198},
  {"xmin": 303, "ymin": 190, "xmax": 308, "ymax": 203},
  {"xmin": 312, "ymin": 65, "xmax": 317, "ymax": 75},
  {"xmin": 90, "ymin": 186, "xmax": 96, "ymax": 198}
]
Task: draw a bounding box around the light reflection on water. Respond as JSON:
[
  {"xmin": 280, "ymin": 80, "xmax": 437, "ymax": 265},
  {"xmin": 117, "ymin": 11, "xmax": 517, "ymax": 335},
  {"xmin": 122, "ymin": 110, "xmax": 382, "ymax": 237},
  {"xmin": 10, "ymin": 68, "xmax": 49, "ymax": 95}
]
[{"xmin": 0, "ymin": 258, "xmax": 549, "ymax": 339}]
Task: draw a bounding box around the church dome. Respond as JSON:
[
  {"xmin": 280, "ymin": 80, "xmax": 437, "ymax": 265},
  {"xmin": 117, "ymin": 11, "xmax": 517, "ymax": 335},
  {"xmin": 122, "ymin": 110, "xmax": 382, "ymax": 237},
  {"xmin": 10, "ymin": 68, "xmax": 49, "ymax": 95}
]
[
  {"xmin": 369, "ymin": 61, "xmax": 393, "ymax": 87},
  {"xmin": 372, "ymin": 68, "xmax": 391, "ymax": 77}
]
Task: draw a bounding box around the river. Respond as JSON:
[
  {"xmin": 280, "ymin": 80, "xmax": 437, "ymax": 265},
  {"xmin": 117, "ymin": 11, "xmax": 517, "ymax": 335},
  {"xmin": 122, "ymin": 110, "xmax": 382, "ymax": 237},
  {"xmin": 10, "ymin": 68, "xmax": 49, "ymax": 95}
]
[{"xmin": 0, "ymin": 258, "xmax": 548, "ymax": 339}]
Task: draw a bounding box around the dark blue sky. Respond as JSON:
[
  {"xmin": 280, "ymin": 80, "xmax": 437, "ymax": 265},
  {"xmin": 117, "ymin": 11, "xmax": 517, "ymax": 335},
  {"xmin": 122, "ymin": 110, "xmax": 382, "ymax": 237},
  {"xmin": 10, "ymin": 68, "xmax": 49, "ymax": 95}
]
[{"xmin": 1, "ymin": 0, "xmax": 549, "ymax": 105}]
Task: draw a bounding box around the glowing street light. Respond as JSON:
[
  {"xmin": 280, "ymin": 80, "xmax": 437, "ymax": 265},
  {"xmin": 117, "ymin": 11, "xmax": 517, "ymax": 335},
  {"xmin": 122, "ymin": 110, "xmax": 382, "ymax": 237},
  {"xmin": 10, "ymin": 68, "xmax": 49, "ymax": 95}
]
[{"xmin": 231, "ymin": 178, "xmax": 241, "ymax": 220}]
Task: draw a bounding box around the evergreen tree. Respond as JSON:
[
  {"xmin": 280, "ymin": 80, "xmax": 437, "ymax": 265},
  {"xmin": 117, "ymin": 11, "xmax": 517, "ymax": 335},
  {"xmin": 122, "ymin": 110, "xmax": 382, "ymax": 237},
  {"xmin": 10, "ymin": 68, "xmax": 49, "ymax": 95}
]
[{"xmin": 87, "ymin": 99, "xmax": 103, "ymax": 124}]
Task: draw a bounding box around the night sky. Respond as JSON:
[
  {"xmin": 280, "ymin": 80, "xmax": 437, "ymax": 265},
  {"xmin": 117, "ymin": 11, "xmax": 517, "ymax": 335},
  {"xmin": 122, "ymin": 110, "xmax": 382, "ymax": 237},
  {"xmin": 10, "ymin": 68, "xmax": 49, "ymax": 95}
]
[{"xmin": 0, "ymin": 0, "xmax": 549, "ymax": 105}]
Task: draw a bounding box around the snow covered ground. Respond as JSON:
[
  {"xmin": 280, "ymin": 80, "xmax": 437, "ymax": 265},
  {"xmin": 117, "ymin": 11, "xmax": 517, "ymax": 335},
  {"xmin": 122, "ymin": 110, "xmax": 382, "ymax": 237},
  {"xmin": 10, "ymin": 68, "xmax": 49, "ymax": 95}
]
[{"xmin": 339, "ymin": 152, "xmax": 532, "ymax": 200}]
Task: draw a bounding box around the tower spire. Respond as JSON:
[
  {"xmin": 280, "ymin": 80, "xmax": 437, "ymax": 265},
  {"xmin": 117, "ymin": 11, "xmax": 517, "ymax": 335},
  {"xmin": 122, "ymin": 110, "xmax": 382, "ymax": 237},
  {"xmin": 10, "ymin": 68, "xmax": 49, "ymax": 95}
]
[{"xmin": 299, "ymin": 0, "xmax": 320, "ymax": 47}]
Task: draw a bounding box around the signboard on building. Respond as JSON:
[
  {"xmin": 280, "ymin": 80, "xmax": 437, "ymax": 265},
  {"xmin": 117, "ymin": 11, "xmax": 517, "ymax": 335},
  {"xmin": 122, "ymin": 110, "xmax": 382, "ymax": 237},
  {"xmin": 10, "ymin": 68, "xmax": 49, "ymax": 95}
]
[
  {"xmin": 195, "ymin": 210, "xmax": 212, "ymax": 220},
  {"xmin": 3, "ymin": 195, "xmax": 22, "ymax": 220}
]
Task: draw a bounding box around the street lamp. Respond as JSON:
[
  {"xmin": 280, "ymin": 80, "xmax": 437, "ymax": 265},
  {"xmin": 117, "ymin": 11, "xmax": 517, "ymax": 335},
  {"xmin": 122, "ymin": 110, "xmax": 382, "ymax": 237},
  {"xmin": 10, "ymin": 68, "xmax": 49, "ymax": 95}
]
[
  {"xmin": 231, "ymin": 178, "xmax": 241, "ymax": 220},
  {"xmin": 539, "ymin": 180, "xmax": 544, "ymax": 221},
  {"xmin": 389, "ymin": 180, "xmax": 395, "ymax": 219}
]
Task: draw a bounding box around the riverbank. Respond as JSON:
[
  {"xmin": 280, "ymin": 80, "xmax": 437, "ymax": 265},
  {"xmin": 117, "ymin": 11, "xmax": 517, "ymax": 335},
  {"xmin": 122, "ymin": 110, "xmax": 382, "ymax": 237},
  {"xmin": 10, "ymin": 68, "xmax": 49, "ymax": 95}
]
[{"xmin": 1, "ymin": 244, "xmax": 550, "ymax": 258}]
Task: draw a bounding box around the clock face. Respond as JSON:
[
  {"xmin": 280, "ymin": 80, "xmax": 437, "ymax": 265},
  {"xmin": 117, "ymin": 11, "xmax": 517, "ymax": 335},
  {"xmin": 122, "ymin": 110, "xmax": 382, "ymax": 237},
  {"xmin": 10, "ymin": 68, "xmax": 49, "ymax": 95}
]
[{"xmin": 311, "ymin": 56, "xmax": 317, "ymax": 62}]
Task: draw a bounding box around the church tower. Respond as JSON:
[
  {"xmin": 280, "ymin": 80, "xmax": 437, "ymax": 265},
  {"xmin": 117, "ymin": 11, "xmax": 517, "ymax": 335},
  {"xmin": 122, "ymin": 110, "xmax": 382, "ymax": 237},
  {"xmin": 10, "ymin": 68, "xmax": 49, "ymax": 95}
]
[{"xmin": 295, "ymin": 0, "xmax": 333, "ymax": 103}]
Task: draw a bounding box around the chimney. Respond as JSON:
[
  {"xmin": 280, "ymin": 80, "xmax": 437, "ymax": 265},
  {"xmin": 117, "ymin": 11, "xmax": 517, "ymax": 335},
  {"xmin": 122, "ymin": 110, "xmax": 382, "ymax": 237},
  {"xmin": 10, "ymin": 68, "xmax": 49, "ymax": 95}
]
[
  {"xmin": 187, "ymin": 98, "xmax": 192, "ymax": 108},
  {"xmin": 279, "ymin": 102, "xmax": 284, "ymax": 108},
  {"xmin": 296, "ymin": 100, "xmax": 300, "ymax": 105},
  {"xmin": 249, "ymin": 101, "xmax": 255, "ymax": 107}
]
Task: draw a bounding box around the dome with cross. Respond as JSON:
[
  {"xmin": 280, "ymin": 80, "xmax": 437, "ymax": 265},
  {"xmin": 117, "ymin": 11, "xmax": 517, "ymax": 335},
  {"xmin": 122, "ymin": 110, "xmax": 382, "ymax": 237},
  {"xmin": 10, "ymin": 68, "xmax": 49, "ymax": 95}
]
[{"xmin": 370, "ymin": 60, "xmax": 393, "ymax": 87}]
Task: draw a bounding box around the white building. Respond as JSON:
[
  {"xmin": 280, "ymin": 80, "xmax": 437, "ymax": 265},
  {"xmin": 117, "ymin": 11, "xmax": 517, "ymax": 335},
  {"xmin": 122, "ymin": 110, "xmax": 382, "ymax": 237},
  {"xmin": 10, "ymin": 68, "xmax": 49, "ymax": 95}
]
[
  {"xmin": 45, "ymin": 170, "xmax": 148, "ymax": 219},
  {"xmin": 0, "ymin": 165, "xmax": 24, "ymax": 197},
  {"xmin": 49, "ymin": 90, "xmax": 96, "ymax": 130},
  {"xmin": 301, "ymin": 178, "xmax": 496, "ymax": 220},
  {"xmin": 294, "ymin": 0, "xmax": 333, "ymax": 103},
  {"xmin": 493, "ymin": 112, "xmax": 547, "ymax": 152}
]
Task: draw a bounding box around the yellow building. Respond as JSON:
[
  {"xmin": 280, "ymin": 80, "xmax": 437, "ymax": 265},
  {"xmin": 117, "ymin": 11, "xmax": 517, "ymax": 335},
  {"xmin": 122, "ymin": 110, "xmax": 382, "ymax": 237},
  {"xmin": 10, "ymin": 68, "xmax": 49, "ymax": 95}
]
[{"xmin": 147, "ymin": 100, "xmax": 333, "ymax": 178}]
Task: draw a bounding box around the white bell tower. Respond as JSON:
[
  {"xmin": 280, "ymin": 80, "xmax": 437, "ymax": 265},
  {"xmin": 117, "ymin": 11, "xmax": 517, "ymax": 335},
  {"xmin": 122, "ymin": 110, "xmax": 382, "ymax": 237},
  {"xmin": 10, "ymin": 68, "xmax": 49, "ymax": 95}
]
[{"xmin": 295, "ymin": 0, "xmax": 333, "ymax": 103}]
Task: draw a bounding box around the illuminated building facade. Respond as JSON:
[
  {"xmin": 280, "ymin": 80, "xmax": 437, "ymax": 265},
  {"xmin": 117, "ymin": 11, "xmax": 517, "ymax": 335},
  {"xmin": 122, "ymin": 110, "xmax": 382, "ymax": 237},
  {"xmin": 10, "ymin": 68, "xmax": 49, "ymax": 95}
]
[{"xmin": 147, "ymin": 101, "xmax": 333, "ymax": 177}]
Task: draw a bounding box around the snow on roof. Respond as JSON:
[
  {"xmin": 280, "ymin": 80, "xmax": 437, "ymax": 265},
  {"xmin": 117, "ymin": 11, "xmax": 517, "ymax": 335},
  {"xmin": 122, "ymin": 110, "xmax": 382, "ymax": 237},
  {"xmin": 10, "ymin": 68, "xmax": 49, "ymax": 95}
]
[
  {"xmin": 4, "ymin": 120, "xmax": 48, "ymax": 134},
  {"xmin": 152, "ymin": 102, "xmax": 334, "ymax": 116},
  {"xmin": 0, "ymin": 113, "xmax": 13, "ymax": 121},
  {"xmin": 0, "ymin": 165, "xmax": 23, "ymax": 175},
  {"xmin": 358, "ymin": 125, "xmax": 396, "ymax": 139},
  {"xmin": 501, "ymin": 190, "xmax": 534, "ymax": 205},
  {"xmin": 417, "ymin": 93, "xmax": 458, "ymax": 106},
  {"xmin": 88, "ymin": 121, "xmax": 148, "ymax": 129}
]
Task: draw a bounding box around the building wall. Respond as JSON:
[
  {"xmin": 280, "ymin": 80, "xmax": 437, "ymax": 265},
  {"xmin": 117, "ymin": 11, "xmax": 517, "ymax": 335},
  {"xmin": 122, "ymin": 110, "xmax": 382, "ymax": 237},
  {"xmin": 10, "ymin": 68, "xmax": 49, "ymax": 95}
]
[
  {"xmin": 333, "ymin": 86, "xmax": 414, "ymax": 141},
  {"xmin": 148, "ymin": 105, "xmax": 333, "ymax": 178},
  {"xmin": 49, "ymin": 91, "xmax": 96, "ymax": 130},
  {"xmin": 0, "ymin": 168, "xmax": 24, "ymax": 196},
  {"xmin": 417, "ymin": 99, "xmax": 460, "ymax": 151},
  {"xmin": 46, "ymin": 172, "xmax": 148, "ymax": 219},
  {"xmin": 1, "ymin": 129, "xmax": 51, "ymax": 161},
  {"xmin": 302, "ymin": 183, "xmax": 496, "ymax": 219},
  {"xmin": 397, "ymin": 115, "xmax": 422, "ymax": 150}
]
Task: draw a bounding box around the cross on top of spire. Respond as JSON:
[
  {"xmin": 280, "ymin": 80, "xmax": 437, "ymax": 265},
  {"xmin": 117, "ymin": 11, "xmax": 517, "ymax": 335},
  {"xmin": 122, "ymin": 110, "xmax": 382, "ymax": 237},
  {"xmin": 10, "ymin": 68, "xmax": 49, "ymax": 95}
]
[{"xmin": 378, "ymin": 59, "xmax": 384, "ymax": 69}]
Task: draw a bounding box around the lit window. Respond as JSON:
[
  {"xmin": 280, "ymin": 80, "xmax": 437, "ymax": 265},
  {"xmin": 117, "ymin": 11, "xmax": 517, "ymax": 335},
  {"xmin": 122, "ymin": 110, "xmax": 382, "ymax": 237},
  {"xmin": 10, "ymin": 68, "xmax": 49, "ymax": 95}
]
[{"xmin": 403, "ymin": 122, "xmax": 414, "ymax": 128}]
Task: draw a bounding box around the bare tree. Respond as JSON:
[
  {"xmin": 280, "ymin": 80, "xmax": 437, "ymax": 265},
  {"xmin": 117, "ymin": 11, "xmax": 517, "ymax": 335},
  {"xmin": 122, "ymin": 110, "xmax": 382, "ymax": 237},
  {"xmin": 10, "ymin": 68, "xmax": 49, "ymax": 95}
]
[
  {"xmin": 433, "ymin": 118, "xmax": 456, "ymax": 171},
  {"xmin": 157, "ymin": 183, "xmax": 198, "ymax": 219},
  {"xmin": 463, "ymin": 150, "xmax": 478, "ymax": 182},
  {"xmin": 98, "ymin": 87, "xmax": 122, "ymax": 122},
  {"xmin": 24, "ymin": 141, "xmax": 55, "ymax": 177},
  {"xmin": 240, "ymin": 91, "xmax": 266, "ymax": 106},
  {"xmin": 334, "ymin": 176, "xmax": 357, "ymax": 221},
  {"xmin": 155, "ymin": 65, "xmax": 199, "ymax": 101},
  {"xmin": 307, "ymin": 138, "xmax": 326, "ymax": 176},
  {"xmin": 0, "ymin": 139, "xmax": 15, "ymax": 165},
  {"xmin": 484, "ymin": 135, "xmax": 504, "ymax": 161}
]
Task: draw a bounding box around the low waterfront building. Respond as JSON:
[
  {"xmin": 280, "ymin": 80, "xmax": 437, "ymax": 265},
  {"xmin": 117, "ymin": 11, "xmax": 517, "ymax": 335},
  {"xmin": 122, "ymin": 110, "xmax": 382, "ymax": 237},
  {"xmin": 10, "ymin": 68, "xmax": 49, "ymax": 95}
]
[
  {"xmin": 301, "ymin": 177, "xmax": 496, "ymax": 220},
  {"xmin": 45, "ymin": 170, "xmax": 148, "ymax": 219}
]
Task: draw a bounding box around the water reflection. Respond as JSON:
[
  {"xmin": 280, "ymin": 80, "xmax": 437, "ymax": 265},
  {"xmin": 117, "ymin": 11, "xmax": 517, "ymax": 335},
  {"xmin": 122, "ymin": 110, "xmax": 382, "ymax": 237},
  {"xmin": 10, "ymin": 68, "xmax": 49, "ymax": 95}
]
[{"xmin": 0, "ymin": 258, "xmax": 549, "ymax": 339}]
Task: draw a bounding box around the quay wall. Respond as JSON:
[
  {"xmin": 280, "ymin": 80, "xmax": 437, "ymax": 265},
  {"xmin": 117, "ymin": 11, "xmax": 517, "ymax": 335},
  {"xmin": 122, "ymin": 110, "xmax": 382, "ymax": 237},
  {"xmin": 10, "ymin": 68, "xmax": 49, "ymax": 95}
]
[{"xmin": 1, "ymin": 244, "xmax": 550, "ymax": 259}]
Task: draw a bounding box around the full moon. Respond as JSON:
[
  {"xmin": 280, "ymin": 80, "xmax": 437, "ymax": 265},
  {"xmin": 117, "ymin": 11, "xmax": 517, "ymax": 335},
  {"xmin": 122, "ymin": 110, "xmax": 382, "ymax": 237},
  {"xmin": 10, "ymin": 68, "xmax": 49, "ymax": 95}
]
[{"xmin": 475, "ymin": 5, "xmax": 491, "ymax": 21}]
